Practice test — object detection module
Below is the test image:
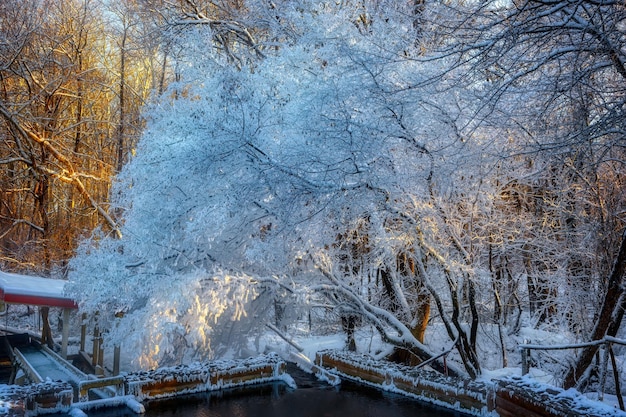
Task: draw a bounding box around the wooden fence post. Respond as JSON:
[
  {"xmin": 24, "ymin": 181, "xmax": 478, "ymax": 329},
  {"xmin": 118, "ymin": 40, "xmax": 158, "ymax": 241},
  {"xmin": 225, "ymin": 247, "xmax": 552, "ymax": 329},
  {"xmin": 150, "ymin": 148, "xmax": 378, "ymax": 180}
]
[{"xmin": 521, "ymin": 347, "xmax": 529, "ymax": 375}]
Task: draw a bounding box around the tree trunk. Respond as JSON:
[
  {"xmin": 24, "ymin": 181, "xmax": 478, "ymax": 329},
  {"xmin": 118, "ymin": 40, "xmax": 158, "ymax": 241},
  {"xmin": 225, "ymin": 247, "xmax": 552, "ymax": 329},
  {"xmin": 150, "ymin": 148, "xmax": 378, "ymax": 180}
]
[
  {"xmin": 563, "ymin": 228, "xmax": 626, "ymax": 389},
  {"xmin": 412, "ymin": 292, "xmax": 430, "ymax": 344},
  {"xmin": 40, "ymin": 307, "xmax": 54, "ymax": 349},
  {"xmin": 342, "ymin": 314, "xmax": 358, "ymax": 352},
  {"xmin": 116, "ymin": 28, "xmax": 127, "ymax": 173},
  {"xmin": 390, "ymin": 292, "xmax": 430, "ymax": 366},
  {"xmin": 33, "ymin": 174, "xmax": 50, "ymax": 270}
]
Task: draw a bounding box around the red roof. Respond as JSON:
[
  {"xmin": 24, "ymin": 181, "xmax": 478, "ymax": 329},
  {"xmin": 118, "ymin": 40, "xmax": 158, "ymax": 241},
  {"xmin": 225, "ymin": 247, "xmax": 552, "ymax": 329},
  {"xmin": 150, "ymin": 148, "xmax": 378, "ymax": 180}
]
[{"xmin": 0, "ymin": 271, "xmax": 77, "ymax": 309}]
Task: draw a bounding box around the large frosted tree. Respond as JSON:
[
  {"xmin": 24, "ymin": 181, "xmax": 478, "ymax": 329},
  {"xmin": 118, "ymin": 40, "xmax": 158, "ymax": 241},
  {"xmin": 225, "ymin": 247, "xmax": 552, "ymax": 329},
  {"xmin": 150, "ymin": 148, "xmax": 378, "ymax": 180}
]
[{"xmin": 68, "ymin": 2, "xmax": 497, "ymax": 376}]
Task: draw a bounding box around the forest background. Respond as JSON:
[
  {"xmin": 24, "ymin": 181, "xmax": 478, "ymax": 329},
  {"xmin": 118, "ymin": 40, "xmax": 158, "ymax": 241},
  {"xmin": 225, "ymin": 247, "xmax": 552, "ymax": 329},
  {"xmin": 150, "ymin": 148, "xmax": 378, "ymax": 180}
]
[{"xmin": 1, "ymin": 0, "xmax": 625, "ymax": 395}]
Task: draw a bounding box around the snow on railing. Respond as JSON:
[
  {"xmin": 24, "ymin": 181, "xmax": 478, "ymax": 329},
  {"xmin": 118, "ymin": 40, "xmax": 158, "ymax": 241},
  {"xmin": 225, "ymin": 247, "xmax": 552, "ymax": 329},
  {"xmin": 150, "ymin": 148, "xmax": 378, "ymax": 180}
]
[
  {"xmin": 317, "ymin": 349, "xmax": 626, "ymax": 417},
  {"xmin": 125, "ymin": 352, "xmax": 288, "ymax": 400},
  {"xmin": 519, "ymin": 336, "xmax": 626, "ymax": 411},
  {"xmin": 315, "ymin": 349, "xmax": 494, "ymax": 416}
]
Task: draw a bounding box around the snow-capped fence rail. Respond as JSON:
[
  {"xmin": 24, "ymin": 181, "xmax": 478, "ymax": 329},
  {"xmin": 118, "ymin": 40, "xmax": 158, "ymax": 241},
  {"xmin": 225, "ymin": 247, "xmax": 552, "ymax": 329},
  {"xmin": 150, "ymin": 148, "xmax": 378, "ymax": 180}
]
[
  {"xmin": 12, "ymin": 348, "xmax": 43, "ymax": 384},
  {"xmin": 2, "ymin": 353, "xmax": 288, "ymax": 416},
  {"xmin": 315, "ymin": 349, "xmax": 626, "ymax": 417},
  {"xmin": 495, "ymin": 376, "xmax": 626, "ymax": 417},
  {"xmin": 78, "ymin": 375, "xmax": 126, "ymax": 401},
  {"xmin": 519, "ymin": 336, "xmax": 626, "ymax": 411}
]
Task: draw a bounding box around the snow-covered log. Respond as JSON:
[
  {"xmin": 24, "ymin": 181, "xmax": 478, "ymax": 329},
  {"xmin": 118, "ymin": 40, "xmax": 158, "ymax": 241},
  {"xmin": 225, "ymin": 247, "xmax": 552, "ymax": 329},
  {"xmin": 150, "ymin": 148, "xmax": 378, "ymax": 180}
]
[
  {"xmin": 316, "ymin": 350, "xmax": 626, "ymax": 417},
  {"xmin": 0, "ymin": 381, "xmax": 73, "ymax": 416}
]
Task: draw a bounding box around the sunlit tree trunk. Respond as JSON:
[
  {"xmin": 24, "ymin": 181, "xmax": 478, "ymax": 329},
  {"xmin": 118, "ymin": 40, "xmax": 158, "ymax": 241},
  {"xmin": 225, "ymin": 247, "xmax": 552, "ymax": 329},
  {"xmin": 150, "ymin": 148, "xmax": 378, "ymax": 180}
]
[
  {"xmin": 0, "ymin": 0, "xmax": 163, "ymax": 269},
  {"xmin": 116, "ymin": 16, "xmax": 128, "ymax": 173}
]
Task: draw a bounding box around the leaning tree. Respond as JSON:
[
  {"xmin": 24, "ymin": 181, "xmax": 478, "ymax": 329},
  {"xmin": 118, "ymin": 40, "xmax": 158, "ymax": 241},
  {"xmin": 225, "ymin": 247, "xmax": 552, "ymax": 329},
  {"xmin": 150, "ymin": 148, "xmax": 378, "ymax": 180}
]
[{"xmin": 68, "ymin": 2, "xmax": 501, "ymax": 377}]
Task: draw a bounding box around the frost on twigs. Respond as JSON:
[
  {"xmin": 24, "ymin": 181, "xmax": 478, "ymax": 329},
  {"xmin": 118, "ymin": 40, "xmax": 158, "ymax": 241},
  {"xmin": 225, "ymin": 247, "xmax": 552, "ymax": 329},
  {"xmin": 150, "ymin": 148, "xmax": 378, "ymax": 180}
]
[
  {"xmin": 105, "ymin": 270, "xmax": 268, "ymax": 370},
  {"xmin": 68, "ymin": 2, "xmax": 489, "ymax": 378}
]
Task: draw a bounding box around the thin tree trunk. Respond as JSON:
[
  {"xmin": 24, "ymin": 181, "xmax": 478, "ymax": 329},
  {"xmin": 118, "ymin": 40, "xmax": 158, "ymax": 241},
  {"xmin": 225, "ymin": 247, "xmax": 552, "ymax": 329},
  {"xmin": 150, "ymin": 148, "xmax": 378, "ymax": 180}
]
[
  {"xmin": 0, "ymin": 104, "xmax": 121, "ymax": 238},
  {"xmin": 117, "ymin": 29, "xmax": 127, "ymax": 173},
  {"xmin": 563, "ymin": 228, "xmax": 626, "ymax": 389}
]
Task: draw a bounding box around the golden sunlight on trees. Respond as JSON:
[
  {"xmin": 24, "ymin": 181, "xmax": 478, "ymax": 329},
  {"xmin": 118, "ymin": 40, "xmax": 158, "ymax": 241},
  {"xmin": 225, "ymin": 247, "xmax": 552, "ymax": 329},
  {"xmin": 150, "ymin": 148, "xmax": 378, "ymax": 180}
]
[
  {"xmin": 0, "ymin": 0, "xmax": 161, "ymax": 273},
  {"xmin": 2, "ymin": 0, "xmax": 626, "ymax": 391}
]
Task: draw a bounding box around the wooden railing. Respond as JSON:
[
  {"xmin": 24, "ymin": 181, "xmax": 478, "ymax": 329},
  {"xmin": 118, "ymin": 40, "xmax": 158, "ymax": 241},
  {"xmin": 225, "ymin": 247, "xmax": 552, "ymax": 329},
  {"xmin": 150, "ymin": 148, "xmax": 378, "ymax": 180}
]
[
  {"xmin": 519, "ymin": 336, "xmax": 626, "ymax": 411},
  {"xmin": 78, "ymin": 375, "xmax": 126, "ymax": 402}
]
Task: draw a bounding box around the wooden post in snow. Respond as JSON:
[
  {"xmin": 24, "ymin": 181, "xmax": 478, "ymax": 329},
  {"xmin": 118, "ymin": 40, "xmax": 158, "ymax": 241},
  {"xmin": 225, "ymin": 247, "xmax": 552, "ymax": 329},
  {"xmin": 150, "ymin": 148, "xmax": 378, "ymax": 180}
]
[
  {"xmin": 80, "ymin": 313, "xmax": 86, "ymax": 352},
  {"xmin": 61, "ymin": 308, "xmax": 70, "ymax": 359}
]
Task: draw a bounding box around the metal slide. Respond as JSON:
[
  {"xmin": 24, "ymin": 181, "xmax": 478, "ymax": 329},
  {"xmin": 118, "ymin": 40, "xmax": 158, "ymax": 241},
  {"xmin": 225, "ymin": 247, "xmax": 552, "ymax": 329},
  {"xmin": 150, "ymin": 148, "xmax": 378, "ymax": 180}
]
[{"xmin": 13, "ymin": 343, "xmax": 87, "ymax": 385}]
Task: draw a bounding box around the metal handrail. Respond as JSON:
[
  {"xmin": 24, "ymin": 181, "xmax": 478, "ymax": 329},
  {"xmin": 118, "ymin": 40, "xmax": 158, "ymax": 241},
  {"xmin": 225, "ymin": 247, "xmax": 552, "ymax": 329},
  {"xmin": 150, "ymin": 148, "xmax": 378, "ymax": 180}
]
[{"xmin": 78, "ymin": 375, "xmax": 126, "ymax": 402}]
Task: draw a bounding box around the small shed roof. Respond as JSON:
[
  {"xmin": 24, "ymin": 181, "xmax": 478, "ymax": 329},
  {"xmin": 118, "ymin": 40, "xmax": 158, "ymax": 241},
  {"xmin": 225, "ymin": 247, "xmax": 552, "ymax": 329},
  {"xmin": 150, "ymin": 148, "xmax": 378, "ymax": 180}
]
[{"xmin": 0, "ymin": 270, "xmax": 77, "ymax": 309}]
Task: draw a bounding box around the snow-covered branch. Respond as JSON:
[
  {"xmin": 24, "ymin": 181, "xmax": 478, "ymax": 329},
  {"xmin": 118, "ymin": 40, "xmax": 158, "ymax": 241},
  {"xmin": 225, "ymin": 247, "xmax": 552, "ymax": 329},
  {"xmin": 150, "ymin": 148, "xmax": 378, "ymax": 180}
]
[{"xmin": 312, "ymin": 258, "xmax": 465, "ymax": 377}]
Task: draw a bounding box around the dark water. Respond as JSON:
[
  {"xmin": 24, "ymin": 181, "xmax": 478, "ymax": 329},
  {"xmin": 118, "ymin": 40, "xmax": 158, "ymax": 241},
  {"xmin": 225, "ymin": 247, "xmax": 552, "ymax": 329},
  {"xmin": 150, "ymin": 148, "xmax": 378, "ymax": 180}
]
[{"xmin": 82, "ymin": 366, "xmax": 469, "ymax": 417}]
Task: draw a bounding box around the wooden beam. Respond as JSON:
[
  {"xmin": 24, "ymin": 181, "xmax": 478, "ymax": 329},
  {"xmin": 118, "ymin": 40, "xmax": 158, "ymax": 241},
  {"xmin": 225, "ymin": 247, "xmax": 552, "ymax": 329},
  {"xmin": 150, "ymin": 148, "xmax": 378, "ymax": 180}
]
[{"xmin": 61, "ymin": 308, "xmax": 70, "ymax": 359}]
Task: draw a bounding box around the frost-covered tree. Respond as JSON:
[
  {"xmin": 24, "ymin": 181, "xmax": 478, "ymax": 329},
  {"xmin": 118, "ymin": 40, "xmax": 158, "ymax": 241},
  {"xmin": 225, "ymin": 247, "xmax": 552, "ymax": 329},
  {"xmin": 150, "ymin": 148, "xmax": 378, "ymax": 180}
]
[
  {"xmin": 426, "ymin": 0, "xmax": 626, "ymax": 386},
  {"xmin": 68, "ymin": 2, "xmax": 506, "ymax": 377}
]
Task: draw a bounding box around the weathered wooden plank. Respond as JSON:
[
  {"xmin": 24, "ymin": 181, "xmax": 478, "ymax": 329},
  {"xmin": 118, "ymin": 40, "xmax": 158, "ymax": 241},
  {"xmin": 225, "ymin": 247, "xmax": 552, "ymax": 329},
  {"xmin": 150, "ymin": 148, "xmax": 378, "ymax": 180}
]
[
  {"xmin": 136, "ymin": 376, "xmax": 208, "ymax": 398},
  {"xmin": 393, "ymin": 375, "xmax": 487, "ymax": 412},
  {"xmin": 0, "ymin": 381, "xmax": 73, "ymax": 417},
  {"xmin": 315, "ymin": 350, "xmax": 493, "ymax": 416},
  {"xmin": 494, "ymin": 377, "xmax": 625, "ymax": 417},
  {"xmin": 212, "ymin": 364, "xmax": 276, "ymax": 386},
  {"xmin": 496, "ymin": 396, "xmax": 547, "ymax": 417},
  {"xmin": 316, "ymin": 350, "xmax": 623, "ymax": 417},
  {"xmin": 317, "ymin": 354, "xmax": 387, "ymax": 385},
  {"xmin": 126, "ymin": 353, "xmax": 286, "ymax": 400}
]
